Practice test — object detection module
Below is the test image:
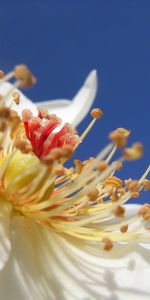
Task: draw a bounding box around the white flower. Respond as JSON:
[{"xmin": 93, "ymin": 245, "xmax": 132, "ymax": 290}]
[
  {"xmin": 0, "ymin": 69, "xmax": 97, "ymax": 127},
  {"xmin": 0, "ymin": 66, "xmax": 150, "ymax": 300}
]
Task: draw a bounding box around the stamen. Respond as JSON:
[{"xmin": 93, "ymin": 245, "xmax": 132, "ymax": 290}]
[
  {"xmin": 0, "ymin": 70, "xmax": 14, "ymax": 83},
  {"xmin": 79, "ymin": 107, "xmax": 103, "ymax": 143}
]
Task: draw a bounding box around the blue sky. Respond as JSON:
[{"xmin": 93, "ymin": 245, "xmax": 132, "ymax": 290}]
[{"xmin": 0, "ymin": 0, "xmax": 149, "ymax": 203}]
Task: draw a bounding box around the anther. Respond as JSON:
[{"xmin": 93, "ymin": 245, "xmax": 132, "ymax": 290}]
[
  {"xmin": 102, "ymin": 237, "xmax": 113, "ymax": 251},
  {"xmin": 88, "ymin": 188, "xmax": 99, "ymax": 201},
  {"xmin": 120, "ymin": 224, "xmax": 128, "ymax": 233},
  {"xmin": 113, "ymin": 205, "xmax": 125, "ymax": 218},
  {"xmin": 12, "ymin": 91, "xmax": 20, "ymax": 105},
  {"xmin": 123, "ymin": 143, "xmax": 144, "ymax": 160},
  {"xmin": 0, "ymin": 70, "xmax": 4, "ymax": 79},
  {"xmin": 0, "ymin": 120, "xmax": 7, "ymax": 132},
  {"xmin": 142, "ymin": 179, "xmax": 150, "ymax": 191},
  {"xmin": 0, "ymin": 107, "xmax": 10, "ymax": 118},
  {"xmin": 15, "ymin": 139, "xmax": 32, "ymax": 154},
  {"xmin": 50, "ymin": 148, "xmax": 64, "ymax": 160},
  {"xmin": 14, "ymin": 65, "xmax": 36, "ymax": 89},
  {"xmin": 91, "ymin": 108, "xmax": 103, "ymax": 119},
  {"xmin": 124, "ymin": 179, "xmax": 141, "ymax": 193},
  {"xmin": 109, "ymin": 128, "xmax": 130, "ymax": 148},
  {"xmin": 110, "ymin": 194, "xmax": 119, "ymax": 202},
  {"xmin": 56, "ymin": 167, "xmax": 65, "ymax": 176},
  {"xmin": 138, "ymin": 204, "xmax": 150, "ymax": 221},
  {"xmin": 116, "ymin": 160, "xmax": 123, "ymax": 171},
  {"xmin": 104, "ymin": 176, "xmax": 123, "ymax": 189},
  {"xmin": 74, "ymin": 159, "xmax": 83, "ymax": 174},
  {"xmin": 97, "ymin": 161, "xmax": 108, "ymax": 172},
  {"xmin": 62, "ymin": 145, "xmax": 74, "ymax": 158}
]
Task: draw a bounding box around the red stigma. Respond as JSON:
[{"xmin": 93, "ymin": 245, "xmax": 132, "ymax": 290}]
[{"xmin": 22, "ymin": 110, "xmax": 77, "ymax": 158}]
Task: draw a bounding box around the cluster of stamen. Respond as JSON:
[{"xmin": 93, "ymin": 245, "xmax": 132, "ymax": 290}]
[
  {"xmin": 0, "ymin": 65, "xmax": 150, "ymax": 252},
  {"xmin": 22, "ymin": 109, "xmax": 78, "ymax": 158}
]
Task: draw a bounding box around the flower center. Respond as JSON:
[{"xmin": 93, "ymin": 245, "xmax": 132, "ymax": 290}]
[
  {"xmin": 0, "ymin": 151, "xmax": 55, "ymax": 215},
  {"xmin": 22, "ymin": 109, "xmax": 78, "ymax": 158}
]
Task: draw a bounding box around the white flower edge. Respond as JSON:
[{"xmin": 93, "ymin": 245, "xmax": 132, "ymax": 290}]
[
  {"xmin": 36, "ymin": 70, "xmax": 97, "ymax": 127},
  {"xmin": 0, "ymin": 204, "xmax": 150, "ymax": 300},
  {"xmin": 0, "ymin": 70, "xmax": 97, "ymax": 127}
]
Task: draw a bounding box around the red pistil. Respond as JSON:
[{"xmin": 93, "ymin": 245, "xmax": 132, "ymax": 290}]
[{"xmin": 22, "ymin": 109, "xmax": 77, "ymax": 158}]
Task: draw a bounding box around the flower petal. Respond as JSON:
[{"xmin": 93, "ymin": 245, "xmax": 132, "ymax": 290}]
[
  {"xmin": 36, "ymin": 70, "xmax": 98, "ymax": 126},
  {"xmin": 0, "ymin": 201, "xmax": 12, "ymax": 270},
  {"xmin": 0, "ymin": 70, "xmax": 97, "ymax": 127},
  {"xmin": 0, "ymin": 82, "xmax": 37, "ymax": 116},
  {"xmin": 1, "ymin": 205, "xmax": 150, "ymax": 300}
]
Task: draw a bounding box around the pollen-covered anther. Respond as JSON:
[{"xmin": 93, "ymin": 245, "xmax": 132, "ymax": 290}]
[
  {"xmin": 0, "ymin": 107, "xmax": 11, "ymax": 118},
  {"xmin": 104, "ymin": 176, "xmax": 123, "ymax": 189},
  {"xmin": 125, "ymin": 179, "xmax": 141, "ymax": 192},
  {"xmin": 74, "ymin": 159, "xmax": 83, "ymax": 174},
  {"xmin": 109, "ymin": 128, "xmax": 130, "ymax": 148},
  {"xmin": 91, "ymin": 108, "xmax": 103, "ymax": 119},
  {"xmin": 0, "ymin": 70, "xmax": 4, "ymax": 79},
  {"xmin": 88, "ymin": 188, "xmax": 99, "ymax": 201},
  {"xmin": 0, "ymin": 120, "xmax": 7, "ymax": 132},
  {"xmin": 14, "ymin": 64, "xmax": 36, "ymax": 89},
  {"xmin": 50, "ymin": 147, "xmax": 64, "ymax": 160},
  {"xmin": 142, "ymin": 179, "xmax": 150, "ymax": 191},
  {"xmin": 113, "ymin": 205, "xmax": 125, "ymax": 218},
  {"xmin": 97, "ymin": 160, "xmax": 108, "ymax": 172},
  {"xmin": 12, "ymin": 91, "xmax": 20, "ymax": 105},
  {"xmin": 124, "ymin": 179, "xmax": 141, "ymax": 198},
  {"xmin": 15, "ymin": 139, "xmax": 32, "ymax": 154},
  {"xmin": 116, "ymin": 160, "xmax": 123, "ymax": 171},
  {"xmin": 42, "ymin": 148, "xmax": 63, "ymax": 166},
  {"xmin": 138, "ymin": 204, "xmax": 150, "ymax": 221},
  {"xmin": 102, "ymin": 237, "xmax": 113, "ymax": 251},
  {"xmin": 123, "ymin": 143, "xmax": 144, "ymax": 160},
  {"xmin": 110, "ymin": 194, "xmax": 119, "ymax": 202},
  {"xmin": 61, "ymin": 145, "xmax": 74, "ymax": 158},
  {"xmin": 118, "ymin": 187, "xmax": 126, "ymax": 196},
  {"xmin": 56, "ymin": 167, "xmax": 65, "ymax": 176},
  {"xmin": 120, "ymin": 224, "xmax": 128, "ymax": 233}
]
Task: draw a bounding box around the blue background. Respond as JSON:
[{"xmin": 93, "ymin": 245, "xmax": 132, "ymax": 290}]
[{"xmin": 0, "ymin": 0, "xmax": 149, "ymax": 203}]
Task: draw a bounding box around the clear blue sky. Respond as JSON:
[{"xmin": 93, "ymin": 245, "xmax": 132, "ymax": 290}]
[{"xmin": 0, "ymin": 0, "xmax": 149, "ymax": 203}]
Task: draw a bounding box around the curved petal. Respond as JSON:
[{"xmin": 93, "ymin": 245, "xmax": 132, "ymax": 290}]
[
  {"xmin": 0, "ymin": 205, "xmax": 150, "ymax": 300},
  {"xmin": 0, "ymin": 201, "xmax": 12, "ymax": 270},
  {"xmin": 0, "ymin": 82, "xmax": 37, "ymax": 116},
  {"xmin": 36, "ymin": 70, "xmax": 98, "ymax": 127},
  {"xmin": 0, "ymin": 70, "xmax": 97, "ymax": 127}
]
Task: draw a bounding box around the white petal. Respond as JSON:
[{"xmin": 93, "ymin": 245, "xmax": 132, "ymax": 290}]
[
  {"xmin": 1, "ymin": 205, "xmax": 150, "ymax": 300},
  {"xmin": 0, "ymin": 201, "xmax": 12, "ymax": 270},
  {"xmin": 0, "ymin": 70, "xmax": 97, "ymax": 127},
  {"xmin": 0, "ymin": 82, "xmax": 37, "ymax": 116},
  {"xmin": 36, "ymin": 70, "xmax": 98, "ymax": 127}
]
